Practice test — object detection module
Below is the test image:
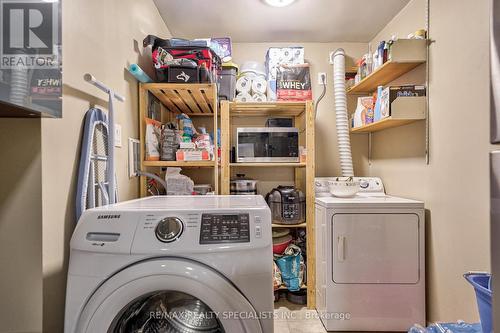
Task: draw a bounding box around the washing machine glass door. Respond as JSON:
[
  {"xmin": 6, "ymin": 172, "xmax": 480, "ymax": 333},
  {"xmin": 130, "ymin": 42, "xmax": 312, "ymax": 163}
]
[{"xmin": 76, "ymin": 258, "xmax": 263, "ymax": 333}]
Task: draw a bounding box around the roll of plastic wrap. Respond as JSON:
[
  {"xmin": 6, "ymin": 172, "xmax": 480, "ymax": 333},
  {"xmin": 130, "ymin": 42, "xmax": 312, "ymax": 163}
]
[
  {"xmin": 235, "ymin": 92, "xmax": 254, "ymax": 102},
  {"xmin": 236, "ymin": 76, "xmax": 252, "ymax": 93},
  {"xmin": 251, "ymin": 76, "xmax": 267, "ymax": 95},
  {"xmin": 252, "ymin": 93, "xmax": 267, "ymax": 102},
  {"xmin": 128, "ymin": 64, "xmax": 153, "ymax": 83}
]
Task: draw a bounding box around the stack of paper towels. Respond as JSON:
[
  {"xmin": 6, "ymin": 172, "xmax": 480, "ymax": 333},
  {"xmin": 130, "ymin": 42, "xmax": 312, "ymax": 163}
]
[{"xmin": 235, "ymin": 61, "xmax": 268, "ymax": 102}]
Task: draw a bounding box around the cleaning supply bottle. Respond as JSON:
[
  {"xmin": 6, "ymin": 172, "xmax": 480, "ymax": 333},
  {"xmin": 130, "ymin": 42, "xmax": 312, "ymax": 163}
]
[{"xmin": 374, "ymin": 86, "xmax": 383, "ymax": 122}]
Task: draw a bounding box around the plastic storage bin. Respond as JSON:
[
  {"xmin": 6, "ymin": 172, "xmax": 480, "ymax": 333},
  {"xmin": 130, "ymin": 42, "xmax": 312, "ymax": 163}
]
[
  {"xmin": 218, "ymin": 62, "xmax": 238, "ymax": 101},
  {"xmin": 464, "ymin": 272, "xmax": 492, "ymax": 333}
]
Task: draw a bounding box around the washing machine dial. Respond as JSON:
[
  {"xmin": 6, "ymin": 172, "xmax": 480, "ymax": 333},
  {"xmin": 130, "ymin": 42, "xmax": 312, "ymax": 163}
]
[
  {"xmin": 360, "ymin": 180, "xmax": 370, "ymax": 189},
  {"xmin": 155, "ymin": 217, "xmax": 183, "ymax": 243}
]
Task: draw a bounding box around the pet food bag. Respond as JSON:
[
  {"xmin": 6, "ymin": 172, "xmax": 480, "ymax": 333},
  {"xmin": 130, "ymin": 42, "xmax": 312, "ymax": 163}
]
[{"xmin": 274, "ymin": 244, "xmax": 304, "ymax": 291}]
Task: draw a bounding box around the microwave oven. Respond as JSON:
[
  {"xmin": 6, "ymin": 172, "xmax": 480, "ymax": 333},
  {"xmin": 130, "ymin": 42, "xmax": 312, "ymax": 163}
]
[{"xmin": 236, "ymin": 127, "xmax": 299, "ymax": 162}]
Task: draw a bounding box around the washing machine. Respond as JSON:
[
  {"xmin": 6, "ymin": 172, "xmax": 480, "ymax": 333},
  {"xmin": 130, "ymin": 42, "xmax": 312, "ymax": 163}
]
[
  {"xmin": 64, "ymin": 195, "xmax": 273, "ymax": 333},
  {"xmin": 315, "ymin": 177, "xmax": 425, "ymax": 331}
]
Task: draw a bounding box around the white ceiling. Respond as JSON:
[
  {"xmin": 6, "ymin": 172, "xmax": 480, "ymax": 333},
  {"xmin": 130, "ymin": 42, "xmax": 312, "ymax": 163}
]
[{"xmin": 153, "ymin": 0, "xmax": 411, "ymax": 43}]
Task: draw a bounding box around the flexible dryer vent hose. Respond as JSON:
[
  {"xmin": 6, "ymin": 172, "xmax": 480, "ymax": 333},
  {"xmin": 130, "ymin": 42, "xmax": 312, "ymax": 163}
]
[{"xmin": 332, "ymin": 49, "xmax": 354, "ymax": 177}]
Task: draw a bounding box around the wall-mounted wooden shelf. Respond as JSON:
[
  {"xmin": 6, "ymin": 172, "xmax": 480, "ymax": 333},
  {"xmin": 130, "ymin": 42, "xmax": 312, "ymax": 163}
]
[
  {"xmin": 143, "ymin": 160, "xmax": 216, "ymax": 168},
  {"xmin": 231, "ymin": 162, "xmax": 306, "ymax": 168},
  {"xmin": 142, "ymin": 83, "xmax": 216, "ymax": 115},
  {"xmin": 350, "ymin": 95, "xmax": 426, "ymax": 133},
  {"xmin": 351, "ymin": 117, "xmax": 423, "ymax": 133},
  {"xmin": 347, "ymin": 39, "xmax": 427, "ymax": 94},
  {"xmin": 347, "ymin": 61, "xmax": 425, "ymax": 94}
]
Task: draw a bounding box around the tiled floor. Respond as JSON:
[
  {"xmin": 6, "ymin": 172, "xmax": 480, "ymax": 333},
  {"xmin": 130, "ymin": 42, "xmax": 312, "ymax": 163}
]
[{"xmin": 274, "ymin": 299, "xmax": 327, "ymax": 333}]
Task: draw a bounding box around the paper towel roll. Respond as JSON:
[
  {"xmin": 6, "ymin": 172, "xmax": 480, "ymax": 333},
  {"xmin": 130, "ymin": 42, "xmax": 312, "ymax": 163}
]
[
  {"xmin": 235, "ymin": 92, "xmax": 254, "ymax": 102},
  {"xmin": 236, "ymin": 76, "xmax": 252, "ymax": 93},
  {"xmin": 252, "ymin": 93, "xmax": 267, "ymax": 102},
  {"xmin": 251, "ymin": 77, "xmax": 267, "ymax": 95}
]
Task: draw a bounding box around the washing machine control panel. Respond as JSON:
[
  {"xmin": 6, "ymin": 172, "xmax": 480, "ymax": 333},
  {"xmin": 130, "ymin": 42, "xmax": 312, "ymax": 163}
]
[
  {"xmin": 155, "ymin": 217, "xmax": 184, "ymax": 243},
  {"xmin": 199, "ymin": 213, "xmax": 250, "ymax": 244}
]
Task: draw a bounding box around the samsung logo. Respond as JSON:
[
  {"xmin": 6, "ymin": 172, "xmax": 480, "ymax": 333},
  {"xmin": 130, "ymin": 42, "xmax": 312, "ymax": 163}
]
[{"xmin": 97, "ymin": 214, "xmax": 120, "ymax": 220}]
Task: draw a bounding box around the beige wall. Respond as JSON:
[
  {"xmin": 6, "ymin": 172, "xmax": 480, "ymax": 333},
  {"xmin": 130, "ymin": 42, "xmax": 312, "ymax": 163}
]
[
  {"xmin": 40, "ymin": 0, "xmax": 169, "ymax": 331},
  {"xmin": 232, "ymin": 42, "xmax": 369, "ymax": 191},
  {"xmin": 0, "ymin": 119, "xmax": 43, "ymax": 333},
  {"xmin": 365, "ymin": 0, "xmax": 491, "ymax": 323}
]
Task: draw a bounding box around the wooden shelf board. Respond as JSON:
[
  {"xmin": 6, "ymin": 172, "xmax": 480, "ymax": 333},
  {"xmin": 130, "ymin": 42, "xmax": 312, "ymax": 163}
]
[
  {"xmin": 350, "ymin": 117, "xmax": 423, "ymax": 133},
  {"xmin": 347, "ymin": 60, "xmax": 425, "ymax": 94},
  {"xmin": 143, "ymin": 160, "xmax": 216, "ymax": 167},
  {"xmin": 272, "ymin": 222, "xmax": 307, "ymax": 228},
  {"xmin": 229, "ymin": 101, "xmax": 307, "ymax": 117},
  {"xmin": 141, "ymin": 83, "xmax": 216, "ymax": 115},
  {"xmin": 231, "ymin": 162, "xmax": 306, "ymax": 168},
  {"xmin": 278, "ymin": 283, "xmax": 307, "ymax": 290}
]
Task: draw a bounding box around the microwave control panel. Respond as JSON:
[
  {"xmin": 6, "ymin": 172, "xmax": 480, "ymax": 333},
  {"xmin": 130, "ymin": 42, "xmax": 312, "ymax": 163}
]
[{"xmin": 199, "ymin": 213, "xmax": 250, "ymax": 244}]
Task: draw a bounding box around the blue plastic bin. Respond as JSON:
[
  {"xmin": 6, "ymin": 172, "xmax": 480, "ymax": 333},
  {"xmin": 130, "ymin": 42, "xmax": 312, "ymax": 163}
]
[{"xmin": 464, "ymin": 272, "xmax": 492, "ymax": 333}]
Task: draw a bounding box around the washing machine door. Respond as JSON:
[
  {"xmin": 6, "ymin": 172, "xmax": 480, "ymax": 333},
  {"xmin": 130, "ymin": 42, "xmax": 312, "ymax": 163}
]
[{"xmin": 75, "ymin": 258, "xmax": 264, "ymax": 333}]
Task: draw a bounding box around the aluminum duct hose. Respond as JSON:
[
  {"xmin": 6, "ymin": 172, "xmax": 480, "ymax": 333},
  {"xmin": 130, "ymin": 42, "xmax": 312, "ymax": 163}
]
[
  {"xmin": 332, "ymin": 49, "xmax": 354, "ymax": 177},
  {"xmin": 10, "ymin": 67, "xmax": 29, "ymax": 106}
]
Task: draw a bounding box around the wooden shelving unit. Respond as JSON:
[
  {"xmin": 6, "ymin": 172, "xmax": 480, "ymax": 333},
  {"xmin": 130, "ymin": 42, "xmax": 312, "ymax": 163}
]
[
  {"xmin": 220, "ymin": 100, "xmax": 316, "ymax": 309},
  {"xmin": 142, "ymin": 83, "xmax": 216, "ymax": 115},
  {"xmin": 278, "ymin": 283, "xmax": 307, "ymax": 290},
  {"xmin": 138, "ymin": 83, "xmax": 219, "ymax": 196},
  {"xmin": 142, "ymin": 160, "xmax": 216, "ymax": 167}
]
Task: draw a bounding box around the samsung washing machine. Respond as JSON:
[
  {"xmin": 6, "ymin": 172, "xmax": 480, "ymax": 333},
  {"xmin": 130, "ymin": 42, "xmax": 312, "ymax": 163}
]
[
  {"xmin": 315, "ymin": 177, "xmax": 425, "ymax": 331},
  {"xmin": 64, "ymin": 195, "xmax": 273, "ymax": 333}
]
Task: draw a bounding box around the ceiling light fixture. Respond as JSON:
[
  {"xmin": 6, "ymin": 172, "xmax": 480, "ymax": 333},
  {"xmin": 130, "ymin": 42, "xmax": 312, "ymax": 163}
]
[{"xmin": 263, "ymin": 0, "xmax": 296, "ymax": 8}]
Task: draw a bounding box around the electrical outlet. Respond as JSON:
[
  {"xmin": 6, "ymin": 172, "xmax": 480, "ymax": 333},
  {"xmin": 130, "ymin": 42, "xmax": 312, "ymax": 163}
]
[
  {"xmin": 318, "ymin": 72, "xmax": 327, "ymax": 85},
  {"xmin": 128, "ymin": 138, "xmax": 140, "ymax": 178},
  {"xmin": 114, "ymin": 124, "xmax": 122, "ymax": 147}
]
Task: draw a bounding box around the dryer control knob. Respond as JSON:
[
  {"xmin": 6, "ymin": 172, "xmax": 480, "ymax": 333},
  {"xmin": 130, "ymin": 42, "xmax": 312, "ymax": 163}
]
[
  {"xmin": 155, "ymin": 217, "xmax": 183, "ymax": 243},
  {"xmin": 360, "ymin": 180, "xmax": 369, "ymax": 189}
]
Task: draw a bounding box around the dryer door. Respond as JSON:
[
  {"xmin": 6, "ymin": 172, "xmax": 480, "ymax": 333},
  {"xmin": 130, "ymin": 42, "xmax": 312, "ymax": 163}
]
[
  {"xmin": 75, "ymin": 258, "xmax": 264, "ymax": 333},
  {"xmin": 332, "ymin": 213, "xmax": 420, "ymax": 284}
]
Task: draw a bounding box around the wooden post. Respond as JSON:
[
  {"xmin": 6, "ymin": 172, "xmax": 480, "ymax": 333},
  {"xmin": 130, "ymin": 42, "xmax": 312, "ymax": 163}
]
[
  {"xmin": 305, "ymin": 100, "xmax": 316, "ymax": 309},
  {"xmin": 220, "ymin": 101, "xmax": 230, "ymax": 195},
  {"xmin": 212, "ymin": 84, "xmax": 219, "ymax": 194},
  {"xmin": 139, "ymin": 84, "xmax": 147, "ymax": 197}
]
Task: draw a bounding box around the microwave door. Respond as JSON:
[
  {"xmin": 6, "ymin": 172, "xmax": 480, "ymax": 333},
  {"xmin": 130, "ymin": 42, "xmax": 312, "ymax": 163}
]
[
  {"xmin": 237, "ymin": 131, "xmax": 268, "ymax": 160},
  {"xmin": 268, "ymin": 131, "xmax": 299, "ymax": 159}
]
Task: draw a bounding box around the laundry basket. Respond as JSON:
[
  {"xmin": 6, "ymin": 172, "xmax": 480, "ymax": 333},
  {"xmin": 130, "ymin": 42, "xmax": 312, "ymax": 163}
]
[{"xmin": 464, "ymin": 272, "xmax": 492, "ymax": 333}]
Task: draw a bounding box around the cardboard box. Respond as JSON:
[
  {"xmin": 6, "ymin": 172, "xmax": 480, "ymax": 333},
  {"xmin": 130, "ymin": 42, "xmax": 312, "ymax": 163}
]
[{"xmin": 380, "ymin": 85, "xmax": 426, "ymax": 119}]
